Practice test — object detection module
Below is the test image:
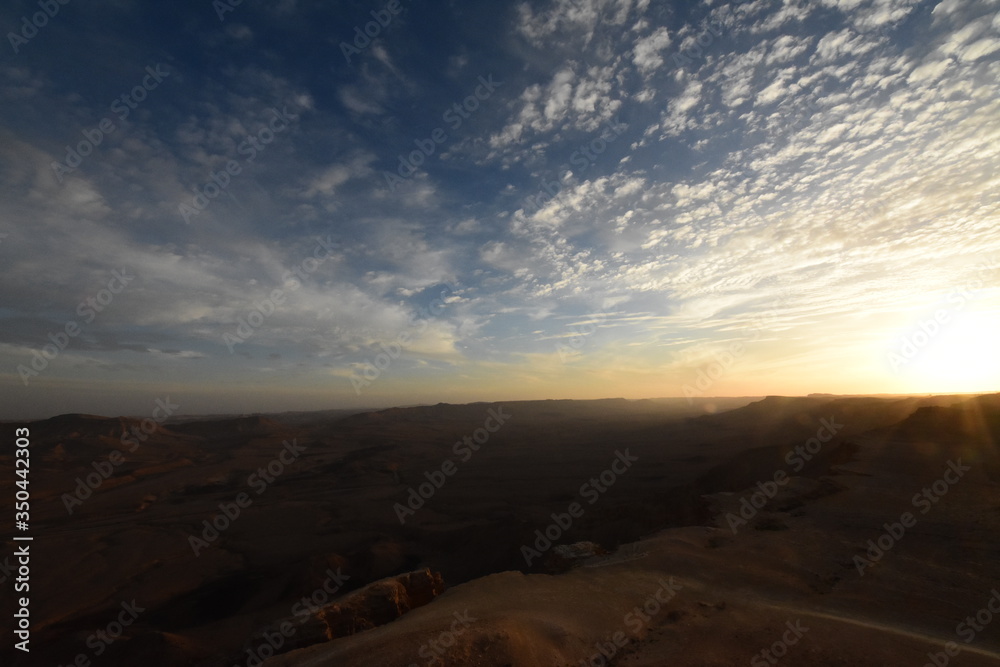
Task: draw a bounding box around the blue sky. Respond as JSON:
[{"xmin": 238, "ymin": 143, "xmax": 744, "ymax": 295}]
[{"xmin": 1, "ymin": 0, "xmax": 998, "ymax": 418}]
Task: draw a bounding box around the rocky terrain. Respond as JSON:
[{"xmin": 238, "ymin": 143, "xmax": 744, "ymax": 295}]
[{"xmin": 2, "ymin": 394, "xmax": 998, "ymax": 666}]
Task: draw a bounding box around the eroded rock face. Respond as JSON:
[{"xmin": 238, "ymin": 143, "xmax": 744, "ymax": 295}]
[
  {"xmin": 543, "ymin": 541, "xmax": 608, "ymax": 573},
  {"xmin": 319, "ymin": 568, "xmax": 446, "ymax": 639}
]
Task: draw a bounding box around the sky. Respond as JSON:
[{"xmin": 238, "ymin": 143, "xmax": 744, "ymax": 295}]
[{"xmin": 1, "ymin": 0, "xmax": 998, "ymax": 419}]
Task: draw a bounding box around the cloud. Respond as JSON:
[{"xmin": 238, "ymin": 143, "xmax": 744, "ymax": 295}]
[
  {"xmin": 3, "ymin": 0, "xmax": 1000, "ymax": 414},
  {"xmin": 302, "ymin": 153, "xmax": 376, "ymax": 198},
  {"xmin": 225, "ymin": 24, "xmax": 253, "ymax": 41},
  {"xmin": 632, "ymin": 27, "xmax": 671, "ymax": 72},
  {"xmin": 487, "ymin": 62, "xmax": 622, "ymax": 159},
  {"xmin": 516, "ymin": 0, "xmax": 645, "ymax": 47},
  {"xmin": 766, "ymin": 34, "xmax": 814, "ymax": 65},
  {"xmin": 339, "ymin": 86, "xmax": 384, "ymax": 115}
]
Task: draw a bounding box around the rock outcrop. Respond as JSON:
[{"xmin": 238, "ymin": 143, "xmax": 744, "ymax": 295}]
[{"xmin": 319, "ymin": 568, "xmax": 445, "ymax": 639}]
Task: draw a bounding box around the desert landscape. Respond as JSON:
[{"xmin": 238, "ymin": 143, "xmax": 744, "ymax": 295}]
[
  {"xmin": 2, "ymin": 393, "xmax": 998, "ymax": 666},
  {"xmin": 3, "ymin": 0, "xmax": 1000, "ymax": 665}
]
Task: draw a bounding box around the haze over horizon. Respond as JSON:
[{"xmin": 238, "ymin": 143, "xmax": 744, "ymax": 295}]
[
  {"xmin": 2, "ymin": 0, "xmax": 998, "ymax": 419},
  {"xmin": 4, "ymin": 391, "xmax": 998, "ymax": 422}
]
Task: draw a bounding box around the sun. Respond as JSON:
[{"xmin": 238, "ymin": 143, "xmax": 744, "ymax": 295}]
[{"xmin": 903, "ymin": 308, "xmax": 1000, "ymax": 393}]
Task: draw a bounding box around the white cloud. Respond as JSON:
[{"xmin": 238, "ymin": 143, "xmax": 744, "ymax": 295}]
[
  {"xmin": 516, "ymin": 0, "xmax": 645, "ymax": 47},
  {"xmin": 958, "ymin": 36, "xmax": 1000, "ymax": 61},
  {"xmin": 907, "ymin": 57, "xmax": 951, "ymax": 83},
  {"xmin": 633, "ymin": 27, "xmax": 672, "ymax": 72},
  {"xmin": 755, "ymin": 68, "xmax": 797, "ymax": 106},
  {"xmin": 487, "ymin": 63, "xmax": 621, "ymax": 161},
  {"xmin": 302, "ymin": 153, "xmax": 375, "ymax": 198},
  {"xmin": 766, "ymin": 34, "xmax": 814, "ymax": 65},
  {"xmin": 338, "ymin": 86, "xmax": 383, "ymax": 115}
]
